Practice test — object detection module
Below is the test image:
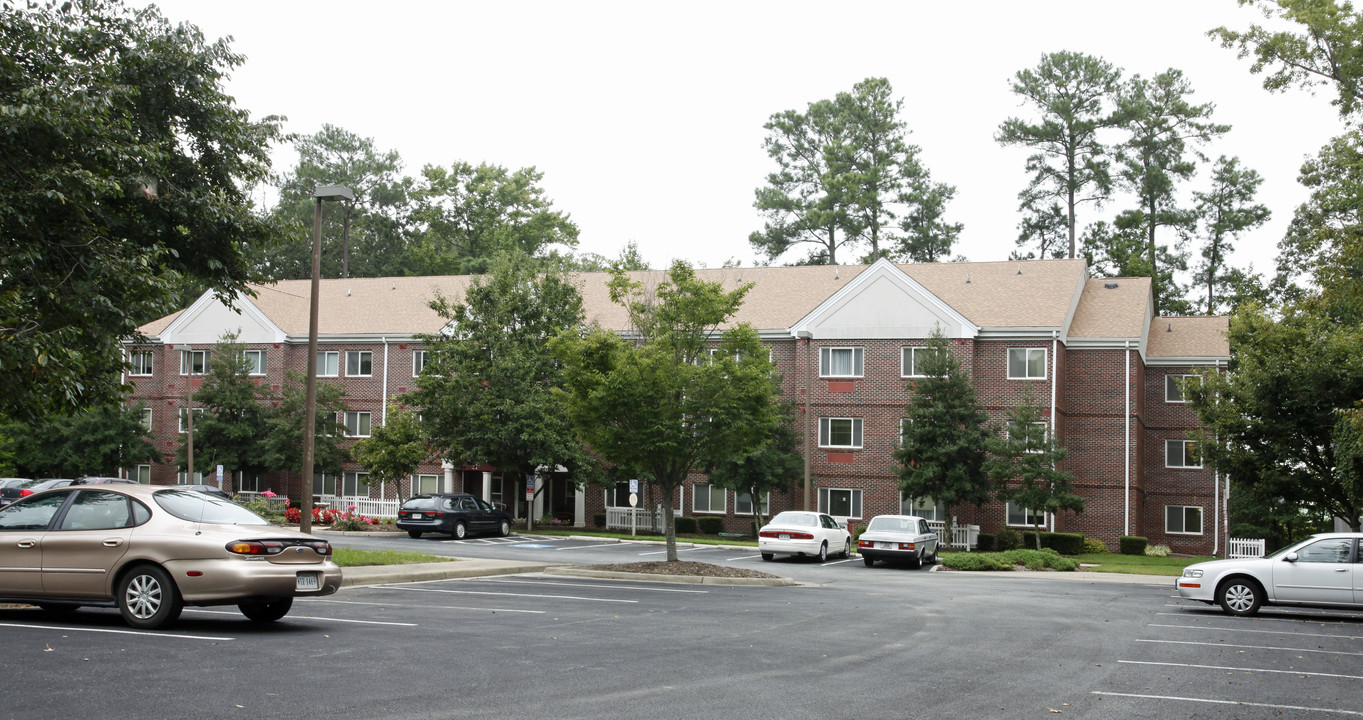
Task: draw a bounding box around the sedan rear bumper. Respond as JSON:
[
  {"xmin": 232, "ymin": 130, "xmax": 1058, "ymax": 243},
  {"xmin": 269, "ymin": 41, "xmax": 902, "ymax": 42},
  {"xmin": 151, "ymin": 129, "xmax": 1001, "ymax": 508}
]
[{"xmin": 163, "ymin": 557, "xmax": 342, "ymax": 604}]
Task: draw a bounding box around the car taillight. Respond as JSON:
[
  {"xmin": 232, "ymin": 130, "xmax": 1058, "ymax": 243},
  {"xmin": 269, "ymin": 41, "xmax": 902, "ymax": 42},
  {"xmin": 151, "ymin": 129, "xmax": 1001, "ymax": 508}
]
[
  {"xmin": 858, "ymin": 540, "xmax": 872, "ymax": 548},
  {"xmin": 759, "ymin": 530, "xmax": 814, "ymax": 539},
  {"xmin": 307, "ymin": 540, "xmax": 333, "ymax": 556},
  {"xmin": 19, "ymin": 489, "xmax": 32, "ymax": 498},
  {"xmin": 228, "ymin": 541, "xmax": 285, "ymax": 555},
  {"xmin": 899, "ymin": 543, "xmax": 915, "ymax": 551}
]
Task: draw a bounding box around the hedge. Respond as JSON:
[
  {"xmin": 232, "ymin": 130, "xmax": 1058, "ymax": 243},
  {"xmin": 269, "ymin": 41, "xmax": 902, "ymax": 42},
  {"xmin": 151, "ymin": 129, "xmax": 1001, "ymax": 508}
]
[
  {"xmin": 976, "ymin": 533, "xmax": 995, "ymax": 552},
  {"xmin": 674, "ymin": 516, "xmax": 698, "ymax": 533},
  {"xmin": 1119, "ymin": 536, "xmax": 1148, "ymax": 555},
  {"xmin": 696, "ymin": 516, "xmax": 724, "ymax": 534},
  {"xmin": 1020, "ymin": 531, "xmax": 1086, "ymax": 555},
  {"xmin": 593, "ymin": 513, "xmax": 606, "ymax": 528}
]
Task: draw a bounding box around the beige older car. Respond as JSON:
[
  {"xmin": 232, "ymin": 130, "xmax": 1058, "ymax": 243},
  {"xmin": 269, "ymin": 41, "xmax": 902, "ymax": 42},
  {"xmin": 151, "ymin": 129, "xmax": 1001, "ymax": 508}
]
[{"xmin": 0, "ymin": 483, "xmax": 342, "ymax": 629}]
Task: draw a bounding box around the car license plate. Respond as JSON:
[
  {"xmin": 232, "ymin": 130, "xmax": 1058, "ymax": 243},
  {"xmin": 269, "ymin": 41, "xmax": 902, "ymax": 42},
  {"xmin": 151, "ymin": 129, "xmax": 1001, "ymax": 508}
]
[
  {"xmin": 779, "ymin": 533, "xmax": 790, "ymax": 540},
  {"xmin": 879, "ymin": 542, "xmax": 891, "ymax": 549},
  {"xmin": 411, "ymin": 513, "xmax": 423, "ymax": 520},
  {"xmin": 296, "ymin": 573, "xmax": 320, "ymax": 591}
]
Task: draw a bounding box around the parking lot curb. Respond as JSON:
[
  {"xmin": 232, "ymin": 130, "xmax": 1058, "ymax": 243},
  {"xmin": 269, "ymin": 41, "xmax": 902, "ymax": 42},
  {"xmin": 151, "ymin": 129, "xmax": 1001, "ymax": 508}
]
[
  {"xmin": 547, "ymin": 566, "xmax": 798, "ymax": 587},
  {"xmin": 340, "ymin": 559, "xmax": 551, "ymax": 587}
]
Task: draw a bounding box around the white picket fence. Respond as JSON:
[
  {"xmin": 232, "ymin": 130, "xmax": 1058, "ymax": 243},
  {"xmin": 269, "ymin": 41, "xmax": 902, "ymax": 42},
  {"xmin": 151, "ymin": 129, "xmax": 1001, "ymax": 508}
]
[
  {"xmin": 1228, "ymin": 537, "xmax": 1265, "ymax": 558},
  {"xmin": 606, "ymin": 506, "xmax": 664, "ymax": 532},
  {"xmin": 927, "ymin": 520, "xmax": 980, "ymax": 550},
  {"xmin": 234, "ymin": 492, "xmax": 400, "ymax": 519}
]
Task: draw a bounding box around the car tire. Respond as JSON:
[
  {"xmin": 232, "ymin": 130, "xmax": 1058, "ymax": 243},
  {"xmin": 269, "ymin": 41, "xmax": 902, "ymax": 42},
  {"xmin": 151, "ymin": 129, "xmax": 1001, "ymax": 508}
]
[
  {"xmin": 408, "ymin": 530, "xmax": 422, "ymax": 539},
  {"xmin": 117, "ymin": 565, "xmax": 182, "ymax": 630},
  {"xmin": 863, "ymin": 555, "xmax": 875, "ymax": 567},
  {"xmin": 817, "ymin": 542, "xmax": 828, "ymax": 563},
  {"xmin": 761, "ymin": 552, "xmax": 774, "ymax": 561},
  {"xmin": 453, "ymin": 521, "xmax": 468, "ymax": 540},
  {"xmin": 239, "ymin": 598, "xmax": 293, "ymax": 623},
  {"xmin": 927, "ymin": 545, "xmax": 939, "ymax": 564},
  {"xmin": 1217, "ymin": 577, "xmax": 1263, "ymax": 616},
  {"xmin": 908, "ymin": 553, "xmax": 922, "ymax": 569},
  {"xmin": 842, "ymin": 539, "xmax": 852, "ymax": 559},
  {"xmin": 499, "ymin": 519, "xmax": 511, "ymax": 537}
]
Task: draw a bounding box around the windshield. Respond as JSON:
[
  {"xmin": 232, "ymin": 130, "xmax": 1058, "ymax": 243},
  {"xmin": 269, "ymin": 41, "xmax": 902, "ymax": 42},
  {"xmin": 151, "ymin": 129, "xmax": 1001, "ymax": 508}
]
[
  {"xmin": 402, "ymin": 497, "xmax": 438, "ymax": 510},
  {"xmin": 154, "ymin": 489, "xmax": 269, "ymax": 525},
  {"xmin": 867, "ymin": 516, "xmax": 914, "ymax": 533},
  {"xmin": 769, "ymin": 512, "xmax": 817, "ymax": 527}
]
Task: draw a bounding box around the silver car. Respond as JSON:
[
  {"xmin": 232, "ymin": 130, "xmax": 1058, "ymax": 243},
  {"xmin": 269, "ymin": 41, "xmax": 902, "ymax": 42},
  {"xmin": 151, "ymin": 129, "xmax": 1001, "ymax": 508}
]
[
  {"xmin": 857, "ymin": 514, "xmax": 939, "ymax": 568},
  {"xmin": 1176, "ymin": 532, "xmax": 1361, "ymax": 615},
  {"xmin": 0, "ymin": 483, "xmax": 342, "ymax": 629}
]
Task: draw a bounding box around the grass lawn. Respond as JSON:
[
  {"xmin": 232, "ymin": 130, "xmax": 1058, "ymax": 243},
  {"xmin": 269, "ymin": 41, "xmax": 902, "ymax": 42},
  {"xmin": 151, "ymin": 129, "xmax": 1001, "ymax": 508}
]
[
  {"xmin": 332, "ymin": 548, "xmax": 457, "ymax": 567},
  {"xmin": 1073, "ymin": 553, "xmax": 1214, "ymax": 576},
  {"xmin": 525, "ymin": 528, "xmax": 760, "ymax": 547}
]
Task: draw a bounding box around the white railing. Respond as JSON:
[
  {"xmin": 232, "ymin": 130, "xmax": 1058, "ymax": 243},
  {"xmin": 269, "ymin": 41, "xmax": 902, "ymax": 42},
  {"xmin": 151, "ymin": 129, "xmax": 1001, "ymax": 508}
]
[
  {"xmin": 926, "ymin": 521, "xmax": 980, "ymax": 550},
  {"xmin": 332, "ymin": 496, "xmax": 401, "ymax": 519},
  {"xmin": 606, "ymin": 506, "xmax": 663, "ymax": 532},
  {"xmin": 1228, "ymin": 537, "xmax": 1265, "ymax": 559}
]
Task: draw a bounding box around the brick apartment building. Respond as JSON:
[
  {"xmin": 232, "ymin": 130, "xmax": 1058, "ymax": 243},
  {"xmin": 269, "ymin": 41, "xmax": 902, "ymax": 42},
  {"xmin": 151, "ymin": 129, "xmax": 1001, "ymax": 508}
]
[{"xmin": 124, "ymin": 257, "xmax": 1229, "ymax": 555}]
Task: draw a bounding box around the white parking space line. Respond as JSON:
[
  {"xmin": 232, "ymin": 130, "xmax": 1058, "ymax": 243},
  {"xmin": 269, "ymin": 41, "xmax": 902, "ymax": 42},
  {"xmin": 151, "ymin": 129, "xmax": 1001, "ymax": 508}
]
[
  {"xmin": 184, "ymin": 608, "xmax": 418, "ymax": 626},
  {"xmin": 1158, "ymin": 610, "xmax": 1363, "ymax": 625},
  {"xmin": 822, "ymin": 558, "xmax": 854, "ymax": 566},
  {"xmin": 392, "ymin": 586, "xmax": 638, "ymax": 603},
  {"xmin": 1118, "ymin": 659, "xmax": 1363, "ymax": 681},
  {"xmin": 0, "ymin": 621, "xmax": 232, "ymax": 641},
  {"xmin": 1092, "ymin": 691, "xmax": 1363, "ymax": 716},
  {"xmin": 1148, "ymin": 623, "xmax": 1363, "ymax": 642},
  {"xmin": 554, "ymin": 542, "xmax": 620, "ymax": 550},
  {"xmin": 305, "ymin": 598, "xmax": 545, "ymax": 614},
  {"xmin": 1137, "ymin": 639, "xmax": 1363, "ymax": 657},
  {"xmin": 482, "ymin": 579, "xmax": 707, "ymax": 594},
  {"xmin": 727, "ymin": 555, "xmax": 758, "ymax": 562}
]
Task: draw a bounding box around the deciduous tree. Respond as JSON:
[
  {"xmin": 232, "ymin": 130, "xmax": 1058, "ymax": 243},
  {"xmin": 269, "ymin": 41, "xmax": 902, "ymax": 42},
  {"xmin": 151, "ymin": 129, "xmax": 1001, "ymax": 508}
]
[
  {"xmin": 985, "ymin": 396, "xmax": 1083, "ymax": 550},
  {"xmin": 351, "ymin": 406, "xmax": 431, "ymax": 503},
  {"xmin": 174, "ymin": 332, "xmax": 269, "ymax": 486},
  {"xmin": 705, "ymin": 402, "xmax": 803, "ymax": 532},
  {"xmin": 259, "ymin": 371, "xmax": 350, "ymax": 491}
]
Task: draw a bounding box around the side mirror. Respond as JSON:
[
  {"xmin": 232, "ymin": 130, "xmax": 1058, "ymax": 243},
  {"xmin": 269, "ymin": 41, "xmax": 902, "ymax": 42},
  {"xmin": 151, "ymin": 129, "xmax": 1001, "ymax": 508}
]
[{"xmin": 1284, "ymin": 552, "xmax": 1298, "ymax": 563}]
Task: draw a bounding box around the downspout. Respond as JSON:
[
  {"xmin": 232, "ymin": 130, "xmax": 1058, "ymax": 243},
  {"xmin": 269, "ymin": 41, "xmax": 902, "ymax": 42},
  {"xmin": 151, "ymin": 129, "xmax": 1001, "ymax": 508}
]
[
  {"xmin": 381, "ymin": 337, "xmax": 390, "ymax": 425},
  {"xmin": 1213, "ymin": 358, "xmax": 1222, "ymax": 557},
  {"xmin": 798, "ymin": 331, "xmax": 813, "ymax": 512},
  {"xmin": 1050, "ymin": 332, "xmax": 1058, "ymax": 533},
  {"xmin": 1124, "ymin": 340, "xmax": 1131, "ymax": 537}
]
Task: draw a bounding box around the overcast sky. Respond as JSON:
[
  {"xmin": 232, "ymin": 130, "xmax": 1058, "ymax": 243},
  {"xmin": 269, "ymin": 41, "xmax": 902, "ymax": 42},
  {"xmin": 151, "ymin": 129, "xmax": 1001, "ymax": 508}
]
[{"xmin": 147, "ymin": 0, "xmax": 1345, "ymax": 277}]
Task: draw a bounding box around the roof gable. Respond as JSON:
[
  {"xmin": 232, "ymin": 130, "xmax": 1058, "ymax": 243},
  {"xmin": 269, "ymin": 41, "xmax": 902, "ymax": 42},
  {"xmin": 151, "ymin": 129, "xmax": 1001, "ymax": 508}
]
[
  {"xmin": 791, "ymin": 259, "xmax": 978, "ymax": 339},
  {"xmin": 157, "ymin": 291, "xmax": 285, "ymax": 345}
]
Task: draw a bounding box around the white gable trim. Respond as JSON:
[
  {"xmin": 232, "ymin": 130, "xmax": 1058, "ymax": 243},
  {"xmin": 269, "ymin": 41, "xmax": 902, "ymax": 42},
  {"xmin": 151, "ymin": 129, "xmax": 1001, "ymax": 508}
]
[
  {"xmin": 160, "ymin": 290, "xmax": 287, "ymax": 345},
  {"xmin": 789, "ymin": 258, "xmax": 978, "ymax": 340}
]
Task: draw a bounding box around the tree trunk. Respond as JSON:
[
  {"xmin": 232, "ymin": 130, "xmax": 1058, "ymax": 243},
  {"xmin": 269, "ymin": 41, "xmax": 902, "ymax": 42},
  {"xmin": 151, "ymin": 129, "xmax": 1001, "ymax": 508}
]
[{"xmin": 663, "ymin": 497, "xmax": 678, "ymax": 561}]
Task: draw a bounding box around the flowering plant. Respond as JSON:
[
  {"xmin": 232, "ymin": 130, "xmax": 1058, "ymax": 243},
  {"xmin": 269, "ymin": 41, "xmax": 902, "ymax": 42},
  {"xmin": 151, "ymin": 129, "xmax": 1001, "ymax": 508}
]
[{"xmin": 331, "ymin": 506, "xmax": 372, "ymax": 532}]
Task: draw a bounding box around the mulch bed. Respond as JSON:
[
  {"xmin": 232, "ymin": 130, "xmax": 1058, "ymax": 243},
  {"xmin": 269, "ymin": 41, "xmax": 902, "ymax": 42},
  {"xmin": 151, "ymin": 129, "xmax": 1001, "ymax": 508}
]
[{"xmin": 583, "ymin": 561, "xmax": 780, "ymax": 579}]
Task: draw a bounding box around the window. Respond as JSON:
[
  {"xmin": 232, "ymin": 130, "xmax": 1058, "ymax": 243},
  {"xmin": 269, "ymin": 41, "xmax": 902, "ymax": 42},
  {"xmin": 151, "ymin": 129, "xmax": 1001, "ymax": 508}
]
[
  {"xmin": 177, "ymin": 407, "xmax": 205, "ymax": 433},
  {"xmin": 1007, "ymin": 421, "xmax": 1048, "ymax": 453},
  {"xmin": 902, "ymin": 496, "xmax": 944, "ymax": 521},
  {"xmin": 1007, "ymin": 348, "xmax": 1046, "ymax": 380},
  {"xmin": 1293, "ymin": 537, "xmax": 1353, "ymax": 563},
  {"xmin": 1165, "ymin": 374, "xmax": 1201, "ymax": 403},
  {"xmin": 818, "ymin": 488, "xmax": 863, "ymax": 519},
  {"xmin": 818, "ymin": 417, "xmax": 863, "ymax": 449},
  {"xmin": 130, "ymin": 351, "xmax": 153, "ymax": 376},
  {"xmin": 312, "ymin": 472, "xmax": 337, "ymax": 496},
  {"xmin": 346, "ymin": 351, "xmax": 373, "ymax": 377},
  {"xmin": 238, "ymin": 473, "xmax": 261, "ymax": 493},
  {"xmin": 180, "ymin": 349, "xmax": 208, "ymax": 375},
  {"xmin": 317, "ymin": 351, "xmax": 339, "ymax": 377},
  {"xmin": 414, "ymin": 474, "xmax": 441, "ymax": 495},
  {"xmin": 59, "ymin": 491, "xmax": 131, "ymax": 531},
  {"xmin": 901, "ymin": 347, "xmax": 943, "ymax": 378},
  {"xmin": 243, "ymin": 349, "xmax": 266, "ymax": 376},
  {"xmin": 1166, "ymin": 439, "xmax": 1202, "ymax": 468},
  {"xmin": 819, "ymin": 347, "xmax": 864, "ymax": 377},
  {"xmin": 344, "ymin": 411, "xmax": 372, "ymax": 437},
  {"xmin": 342, "ymin": 471, "xmax": 368, "ymax": 496},
  {"xmin": 413, "ymin": 350, "xmax": 428, "ymax": 376},
  {"xmin": 735, "ymin": 491, "xmax": 770, "ymax": 516},
  {"xmin": 1007, "ymin": 501, "xmax": 1046, "ymax": 526},
  {"xmin": 692, "ymin": 483, "xmax": 725, "ymax": 513},
  {"xmin": 1165, "ymin": 505, "xmax": 1203, "ymax": 534},
  {"xmin": 141, "ymin": 408, "xmax": 153, "ymax": 432},
  {"xmin": 134, "ymin": 465, "xmax": 151, "ymax": 484},
  {"xmin": 177, "ymin": 469, "xmax": 204, "ymax": 485}
]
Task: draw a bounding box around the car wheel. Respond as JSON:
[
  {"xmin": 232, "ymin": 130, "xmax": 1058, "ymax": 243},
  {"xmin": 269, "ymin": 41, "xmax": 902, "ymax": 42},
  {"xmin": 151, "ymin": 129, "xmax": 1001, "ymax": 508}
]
[
  {"xmin": 499, "ymin": 519, "xmax": 511, "ymax": 537},
  {"xmin": 239, "ymin": 598, "xmax": 293, "ymax": 623},
  {"xmin": 927, "ymin": 545, "xmax": 939, "ymax": 564},
  {"xmin": 908, "ymin": 553, "xmax": 922, "ymax": 569},
  {"xmin": 863, "ymin": 555, "xmax": 875, "ymax": 567},
  {"xmin": 407, "ymin": 530, "xmax": 422, "ymax": 539},
  {"xmin": 761, "ymin": 552, "xmax": 774, "ymax": 561},
  {"xmin": 117, "ymin": 565, "xmax": 182, "ymax": 630},
  {"xmin": 817, "ymin": 542, "xmax": 828, "ymax": 563},
  {"xmin": 453, "ymin": 521, "xmax": 468, "ymax": 540},
  {"xmin": 1217, "ymin": 577, "xmax": 1263, "ymax": 616},
  {"xmin": 842, "ymin": 539, "xmax": 852, "ymax": 559}
]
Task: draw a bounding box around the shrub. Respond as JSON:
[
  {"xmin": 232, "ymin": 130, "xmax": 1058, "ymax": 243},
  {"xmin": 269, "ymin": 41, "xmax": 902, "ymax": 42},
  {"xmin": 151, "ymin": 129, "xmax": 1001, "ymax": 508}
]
[
  {"xmin": 1144, "ymin": 543, "xmax": 1171, "ymax": 557},
  {"xmin": 1119, "ymin": 536, "xmax": 1148, "ymax": 555},
  {"xmin": 941, "ymin": 553, "xmax": 1013, "ymax": 571},
  {"xmin": 975, "ymin": 533, "xmax": 995, "ymax": 552},
  {"xmin": 1083, "ymin": 538, "xmax": 1109, "ymax": 554},
  {"xmin": 995, "ymin": 526, "xmax": 1022, "ymax": 551},
  {"xmin": 331, "ymin": 506, "xmax": 372, "ymax": 532},
  {"xmin": 696, "ymin": 516, "xmax": 724, "ymax": 534},
  {"xmin": 674, "ymin": 516, "xmax": 698, "ymax": 533},
  {"xmin": 593, "ymin": 513, "xmax": 606, "ymax": 528},
  {"xmin": 942, "ymin": 549, "xmax": 1079, "ymax": 572},
  {"xmin": 1018, "ymin": 531, "xmax": 1084, "ymax": 554}
]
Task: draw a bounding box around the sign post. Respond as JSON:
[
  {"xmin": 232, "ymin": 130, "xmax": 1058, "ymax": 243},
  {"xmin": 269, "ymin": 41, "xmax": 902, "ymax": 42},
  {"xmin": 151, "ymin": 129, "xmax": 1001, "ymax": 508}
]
[
  {"xmin": 628, "ymin": 479, "xmax": 639, "ymax": 537},
  {"xmin": 525, "ymin": 475, "xmax": 535, "ymax": 532}
]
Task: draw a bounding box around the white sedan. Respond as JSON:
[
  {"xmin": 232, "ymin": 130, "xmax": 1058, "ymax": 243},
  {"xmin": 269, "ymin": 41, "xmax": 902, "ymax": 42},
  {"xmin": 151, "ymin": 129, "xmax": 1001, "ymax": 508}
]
[
  {"xmin": 1176, "ymin": 532, "xmax": 1362, "ymax": 616},
  {"xmin": 758, "ymin": 511, "xmax": 851, "ymax": 562},
  {"xmin": 857, "ymin": 514, "xmax": 939, "ymax": 568}
]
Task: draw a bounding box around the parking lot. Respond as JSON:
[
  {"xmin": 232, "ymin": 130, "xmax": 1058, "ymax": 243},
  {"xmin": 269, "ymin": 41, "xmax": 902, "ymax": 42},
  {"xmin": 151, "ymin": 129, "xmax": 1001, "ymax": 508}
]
[{"xmin": 1, "ymin": 532, "xmax": 1360, "ymax": 719}]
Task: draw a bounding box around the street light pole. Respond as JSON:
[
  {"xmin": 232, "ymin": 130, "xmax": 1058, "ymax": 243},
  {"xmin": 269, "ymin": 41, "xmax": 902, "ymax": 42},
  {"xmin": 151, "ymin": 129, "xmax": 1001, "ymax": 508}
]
[
  {"xmin": 301, "ymin": 185, "xmax": 354, "ymax": 534},
  {"xmin": 173, "ymin": 344, "xmax": 195, "ymax": 484}
]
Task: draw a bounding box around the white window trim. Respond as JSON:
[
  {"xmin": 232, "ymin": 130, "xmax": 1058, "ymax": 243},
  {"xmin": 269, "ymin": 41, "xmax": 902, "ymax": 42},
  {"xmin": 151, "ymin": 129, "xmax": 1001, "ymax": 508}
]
[
  {"xmin": 344, "ymin": 411, "xmax": 372, "ymax": 438},
  {"xmin": 134, "ymin": 465, "xmax": 151, "ymax": 484},
  {"xmin": 179, "ymin": 349, "xmax": 208, "ymax": 376},
  {"xmin": 130, "ymin": 351, "xmax": 153, "ymax": 376},
  {"xmin": 1165, "ymin": 439, "xmax": 1202, "ymax": 469},
  {"xmin": 819, "ymin": 346, "xmax": 864, "ymax": 378},
  {"xmin": 243, "ymin": 349, "xmax": 266, "ymax": 376},
  {"xmin": 177, "ymin": 407, "xmax": 205, "ymax": 433},
  {"xmin": 1007, "ymin": 421, "xmax": 1049, "ymax": 453},
  {"xmin": 1006, "ymin": 501, "xmax": 1047, "ymax": 527},
  {"xmin": 317, "ymin": 350, "xmax": 339, "ymax": 377},
  {"xmin": 412, "ymin": 350, "xmax": 427, "ymax": 377},
  {"xmin": 1165, "ymin": 505, "xmax": 1204, "ymax": 535},
  {"xmin": 142, "ymin": 408, "xmax": 153, "ymax": 432},
  {"xmin": 818, "ymin": 417, "xmax": 863, "ymax": 449},
  {"xmin": 342, "ymin": 471, "xmax": 368, "ymax": 497},
  {"xmin": 734, "ymin": 491, "xmax": 770, "ymax": 517},
  {"xmin": 1165, "ymin": 374, "xmax": 1200, "ymax": 403},
  {"xmin": 176, "ymin": 470, "xmax": 205, "ymax": 485},
  {"xmin": 817, "ymin": 487, "xmax": 863, "ymax": 520},
  {"xmin": 692, "ymin": 483, "xmax": 726, "ymax": 514},
  {"xmin": 346, "ymin": 351, "xmax": 373, "ymax": 378},
  {"xmin": 1007, "ymin": 347, "xmax": 1047, "ymax": 380},
  {"xmin": 900, "ymin": 347, "xmax": 942, "ymax": 378},
  {"xmin": 413, "ymin": 473, "xmax": 441, "ymax": 495}
]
